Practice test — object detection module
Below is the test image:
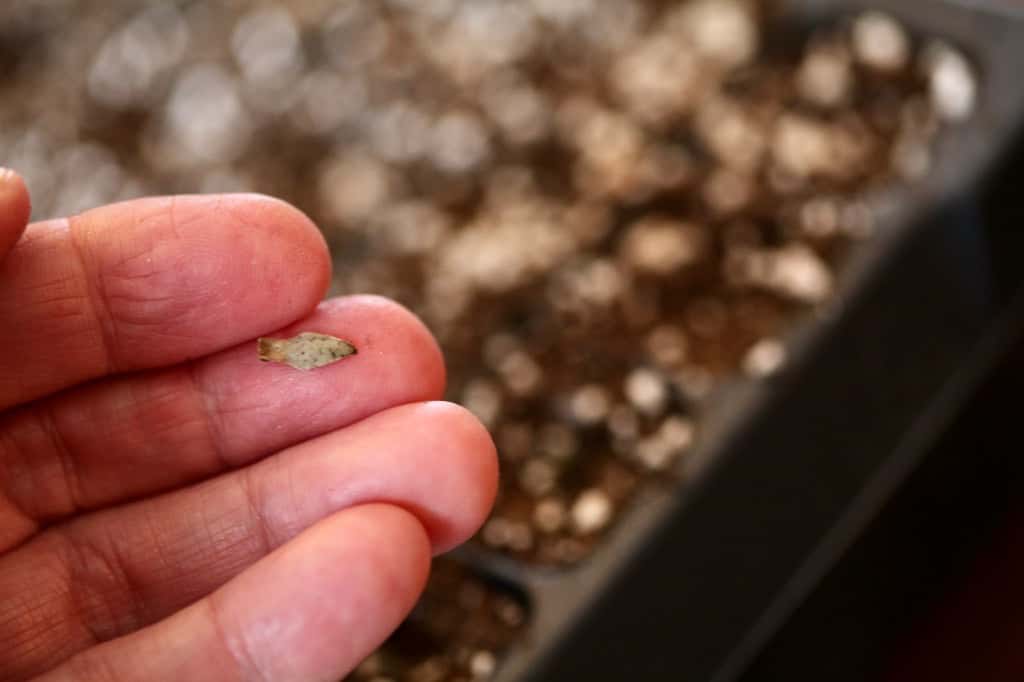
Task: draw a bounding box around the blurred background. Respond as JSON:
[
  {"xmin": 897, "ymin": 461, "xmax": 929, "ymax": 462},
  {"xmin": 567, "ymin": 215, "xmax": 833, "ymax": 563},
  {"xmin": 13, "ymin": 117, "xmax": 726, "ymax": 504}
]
[{"xmin": 3, "ymin": 0, "xmax": 1024, "ymax": 680}]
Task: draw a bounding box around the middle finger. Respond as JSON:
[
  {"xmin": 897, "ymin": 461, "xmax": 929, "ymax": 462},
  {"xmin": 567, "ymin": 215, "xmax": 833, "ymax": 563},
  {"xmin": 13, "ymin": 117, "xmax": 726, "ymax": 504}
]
[{"xmin": 0, "ymin": 296, "xmax": 445, "ymax": 550}]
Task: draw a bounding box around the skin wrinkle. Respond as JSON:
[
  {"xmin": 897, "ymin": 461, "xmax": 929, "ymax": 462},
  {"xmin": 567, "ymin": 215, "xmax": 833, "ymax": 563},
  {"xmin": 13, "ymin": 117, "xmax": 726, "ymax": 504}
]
[
  {"xmin": 13, "ymin": 266, "xmax": 91, "ymax": 322},
  {"xmin": 41, "ymin": 402, "xmax": 86, "ymax": 520},
  {"xmin": 1, "ymin": 377, "xmax": 192, "ymax": 537},
  {"xmin": 248, "ymin": 455, "xmax": 297, "ymax": 550},
  {"xmin": 129, "ymin": 506, "xmax": 175, "ymax": 620},
  {"xmin": 194, "ymin": 482, "xmax": 268, "ymax": 582},
  {"xmin": 110, "ymin": 203, "xmax": 197, "ymax": 305},
  {"xmin": 75, "ymin": 216, "xmax": 210, "ymax": 354},
  {"xmin": 0, "ymin": 494, "xmax": 35, "ymax": 552},
  {"xmin": 293, "ymin": 386, "xmax": 342, "ymax": 430},
  {"xmin": 280, "ymin": 451, "xmax": 305, "ymax": 546},
  {"xmin": 65, "ymin": 215, "xmax": 119, "ymax": 377},
  {"xmin": 176, "ymin": 495, "xmax": 244, "ymax": 602},
  {"xmin": 26, "ymin": 492, "xmax": 244, "ymax": 665},
  {"xmin": 207, "ymin": 589, "xmax": 269, "ymax": 682},
  {"xmin": 0, "ymin": 571, "xmax": 56, "ymax": 655},
  {"xmin": 1, "ymin": 539, "xmax": 109, "ymax": 680},
  {"xmin": 257, "ymin": 454, "xmax": 320, "ymax": 552},
  {"xmin": 190, "ymin": 505, "xmax": 252, "ymax": 586},
  {"xmin": 2, "ymin": 405, "xmax": 94, "ymax": 535},
  {"xmin": 237, "ymin": 466, "xmax": 278, "ymax": 560},
  {"xmin": 85, "ymin": 203, "xmax": 175, "ymax": 291},
  {"xmin": 203, "ymin": 381, "xmax": 290, "ymax": 420},
  {"xmin": 185, "ymin": 357, "xmax": 233, "ymax": 473},
  {"xmin": 99, "ymin": 544, "xmax": 150, "ymax": 641},
  {"xmin": 120, "ymin": 371, "xmax": 202, "ymax": 447},
  {"xmin": 16, "ymin": 371, "xmax": 208, "ymax": 531},
  {"xmin": 167, "ymin": 195, "xmax": 186, "ymax": 244},
  {"xmin": 64, "ymin": 644, "xmax": 124, "ymax": 682},
  {"xmin": 0, "ymin": 416, "xmax": 41, "ymax": 540},
  {"xmin": 111, "ymin": 198, "xmax": 182, "ymax": 274},
  {"xmin": 192, "ymin": 370, "xmax": 310, "ymax": 468},
  {"xmin": 57, "ymin": 524, "xmax": 140, "ymax": 646},
  {"xmin": 0, "ymin": 226, "xmax": 103, "ymax": 405},
  {"xmin": 52, "ymin": 194, "xmax": 330, "ymax": 386}
]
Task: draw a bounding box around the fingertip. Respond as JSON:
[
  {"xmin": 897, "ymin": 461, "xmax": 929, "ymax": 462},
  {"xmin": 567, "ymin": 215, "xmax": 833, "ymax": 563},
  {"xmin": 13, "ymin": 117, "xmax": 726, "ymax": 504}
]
[
  {"xmin": 223, "ymin": 503, "xmax": 431, "ymax": 681},
  {"xmin": 0, "ymin": 168, "xmax": 31, "ymax": 259},
  {"xmin": 263, "ymin": 400, "xmax": 498, "ymax": 556},
  {"xmin": 221, "ymin": 193, "xmax": 333, "ymax": 302},
  {"xmin": 413, "ymin": 401, "xmax": 499, "ymax": 554},
  {"xmin": 0, "ymin": 168, "xmax": 31, "ymax": 218},
  {"xmin": 348, "ymin": 294, "xmax": 448, "ymax": 397},
  {"xmin": 311, "ymin": 295, "xmax": 447, "ymax": 402},
  {"xmin": 343, "ymin": 401, "xmax": 498, "ymax": 554}
]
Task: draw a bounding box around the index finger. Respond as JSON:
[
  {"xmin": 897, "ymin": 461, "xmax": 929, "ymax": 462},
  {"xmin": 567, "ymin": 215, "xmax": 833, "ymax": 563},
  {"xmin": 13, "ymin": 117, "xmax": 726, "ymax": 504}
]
[{"xmin": 0, "ymin": 194, "xmax": 331, "ymax": 410}]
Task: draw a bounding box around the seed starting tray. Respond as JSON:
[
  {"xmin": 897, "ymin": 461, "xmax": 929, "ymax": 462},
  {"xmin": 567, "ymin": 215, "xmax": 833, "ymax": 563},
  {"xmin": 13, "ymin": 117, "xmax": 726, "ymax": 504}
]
[{"xmin": 450, "ymin": 2, "xmax": 1024, "ymax": 680}]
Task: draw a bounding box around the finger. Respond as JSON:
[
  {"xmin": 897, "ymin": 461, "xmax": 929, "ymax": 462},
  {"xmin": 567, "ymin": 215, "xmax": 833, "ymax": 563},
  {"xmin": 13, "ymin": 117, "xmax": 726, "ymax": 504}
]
[
  {"xmin": 0, "ymin": 295, "xmax": 445, "ymax": 549},
  {"xmin": 36, "ymin": 504, "xmax": 431, "ymax": 682},
  {"xmin": 0, "ymin": 194, "xmax": 331, "ymax": 410},
  {"xmin": 0, "ymin": 402, "xmax": 497, "ymax": 680},
  {"xmin": 0, "ymin": 168, "xmax": 31, "ymax": 261}
]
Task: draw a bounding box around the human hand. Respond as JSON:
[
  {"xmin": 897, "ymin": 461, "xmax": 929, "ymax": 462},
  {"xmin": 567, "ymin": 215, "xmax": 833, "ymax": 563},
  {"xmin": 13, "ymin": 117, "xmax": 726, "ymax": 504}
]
[{"xmin": 0, "ymin": 169, "xmax": 498, "ymax": 681}]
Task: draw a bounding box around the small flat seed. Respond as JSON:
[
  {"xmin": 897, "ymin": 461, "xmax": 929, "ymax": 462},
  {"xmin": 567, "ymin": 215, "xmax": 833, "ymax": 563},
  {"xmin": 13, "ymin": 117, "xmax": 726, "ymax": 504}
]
[{"xmin": 258, "ymin": 332, "xmax": 357, "ymax": 370}]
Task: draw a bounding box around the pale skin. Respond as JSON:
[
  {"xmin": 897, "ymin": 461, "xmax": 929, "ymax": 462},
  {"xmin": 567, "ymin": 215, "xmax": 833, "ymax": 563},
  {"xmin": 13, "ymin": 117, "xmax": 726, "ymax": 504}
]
[{"xmin": 0, "ymin": 169, "xmax": 499, "ymax": 681}]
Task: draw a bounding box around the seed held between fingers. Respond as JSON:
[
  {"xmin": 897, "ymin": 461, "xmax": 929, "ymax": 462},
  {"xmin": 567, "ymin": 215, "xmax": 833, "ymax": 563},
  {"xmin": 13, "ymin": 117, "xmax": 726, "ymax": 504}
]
[{"xmin": 258, "ymin": 332, "xmax": 358, "ymax": 370}]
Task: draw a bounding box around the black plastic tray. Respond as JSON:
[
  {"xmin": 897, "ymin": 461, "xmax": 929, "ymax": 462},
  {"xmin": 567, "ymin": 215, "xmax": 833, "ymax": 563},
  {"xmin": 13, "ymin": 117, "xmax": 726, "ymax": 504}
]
[{"xmin": 448, "ymin": 1, "xmax": 1024, "ymax": 680}]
